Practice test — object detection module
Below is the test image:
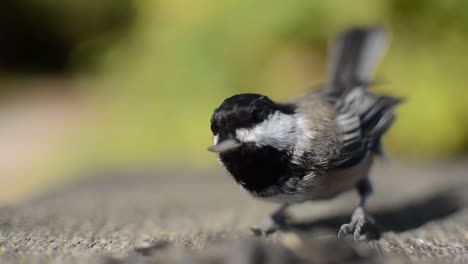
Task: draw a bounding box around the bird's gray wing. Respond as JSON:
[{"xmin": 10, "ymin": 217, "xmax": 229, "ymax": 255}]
[{"xmin": 331, "ymin": 91, "xmax": 401, "ymax": 168}]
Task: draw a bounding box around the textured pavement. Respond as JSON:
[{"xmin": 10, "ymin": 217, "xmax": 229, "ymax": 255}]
[{"xmin": 0, "ymin": 161, "xmax": 468, "ymax": 263}]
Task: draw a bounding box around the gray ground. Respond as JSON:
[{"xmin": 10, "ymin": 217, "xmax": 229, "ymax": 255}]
[{"xmin": 0, "ymin": 161, "xmax": 468, "ymax": 263}]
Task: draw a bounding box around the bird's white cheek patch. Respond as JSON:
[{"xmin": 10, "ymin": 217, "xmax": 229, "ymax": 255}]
[
  {"xmin": 213, "ymin": 134, "xmax": 219, "ymax": 144},
  {"xmin": 235, "ymin": 112, "xmax": 298, "ymax": 150}
]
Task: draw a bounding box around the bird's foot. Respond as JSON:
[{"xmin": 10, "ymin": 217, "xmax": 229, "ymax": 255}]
[
  {"xmin": 250, "ymin": 211, "xmax": 291, "ymax": 236},
  {"xmin": 338, "ymin": 207, "xmax": 374, "ymax": 240}
]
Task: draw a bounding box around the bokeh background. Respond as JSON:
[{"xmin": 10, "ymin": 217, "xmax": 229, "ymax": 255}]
[{"xmin": 1, "ymin": 0, "xmax": 467, "ymax": 203}]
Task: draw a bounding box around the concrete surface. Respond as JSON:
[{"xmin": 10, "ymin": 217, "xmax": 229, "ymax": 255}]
[{"xmin": 0, "ymin": 161, "xmax": 468, "ymax": 263}]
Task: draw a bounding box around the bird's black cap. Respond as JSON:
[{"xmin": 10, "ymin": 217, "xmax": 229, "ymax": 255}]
[{"xmin": 210, "ymin": 93, "xmax": 295, "ymax": 135}]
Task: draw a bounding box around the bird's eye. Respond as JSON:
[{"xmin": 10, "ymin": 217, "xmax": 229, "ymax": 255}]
[
  {"xmin": 252, "ymin": 109, "xmax": 266, "ymax": 123},
  {"xmin": 210, "ymin": 122, "xmax": 219, "ymax": 134}
]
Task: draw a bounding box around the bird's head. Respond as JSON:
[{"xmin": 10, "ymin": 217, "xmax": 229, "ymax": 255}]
[{"xmin": 208, "ymin": 93, "xmax": 296, "ymax": 154}]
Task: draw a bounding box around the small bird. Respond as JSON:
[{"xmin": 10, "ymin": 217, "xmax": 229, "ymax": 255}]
[{"xmin": 208, "ymin": 26, "xmax": 401, "ymax": 239}]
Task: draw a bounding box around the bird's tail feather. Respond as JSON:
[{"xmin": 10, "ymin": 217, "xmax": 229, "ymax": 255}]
[{"xmin": 325, "ymin": 26, "xmax": 388, "ymax": 98}]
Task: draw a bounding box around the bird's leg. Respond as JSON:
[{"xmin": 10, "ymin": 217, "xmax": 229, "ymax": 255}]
[
  {"xmin": 338, "ymin": 178, "xmax": 375, "ymax": 240},
  {"xmin": 250, "ymin": 204, "xmax": 290, "ymax": 236}
]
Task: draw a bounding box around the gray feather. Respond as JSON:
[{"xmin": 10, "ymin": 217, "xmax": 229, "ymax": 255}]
[
  {"xmin": 320, "ymin": 26, "xmax": 401, "ymax": 168},
  {"xmin": 326, "ymin": 26, "xmax": 388, "ymax": 97}
]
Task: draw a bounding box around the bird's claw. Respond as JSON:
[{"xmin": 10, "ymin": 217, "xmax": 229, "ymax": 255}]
[
  {"xmin": 250, "ymin": 226, "xmax": 276, "ymax": 236},
  {"xmin": 250, "ymin": 211, "xmax": 291, "ymax": 236},
  {"xmin": 338, "ymin": 207, "xmax": 372, "ymax": 240}
]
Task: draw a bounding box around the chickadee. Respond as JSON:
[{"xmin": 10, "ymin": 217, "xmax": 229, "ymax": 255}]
[{"xmin": 208, "ymin": 26, "xmax": 401, "ymax": 239}]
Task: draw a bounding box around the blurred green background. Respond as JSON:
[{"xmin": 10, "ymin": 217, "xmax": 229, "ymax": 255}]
[{"xmin": 0, "ymin": 0, "xmax": 467, "ymax": 202}]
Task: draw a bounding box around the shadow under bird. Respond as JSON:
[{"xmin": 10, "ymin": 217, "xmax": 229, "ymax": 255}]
[{"xmin": 208, "ymin": 26, "xmax": 402, "ymax": 239}]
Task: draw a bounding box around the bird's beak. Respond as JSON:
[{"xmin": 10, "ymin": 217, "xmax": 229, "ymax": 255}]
[{"xmin": 208, "ymin": 139, "xmax": 241, "ymax": 153}]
